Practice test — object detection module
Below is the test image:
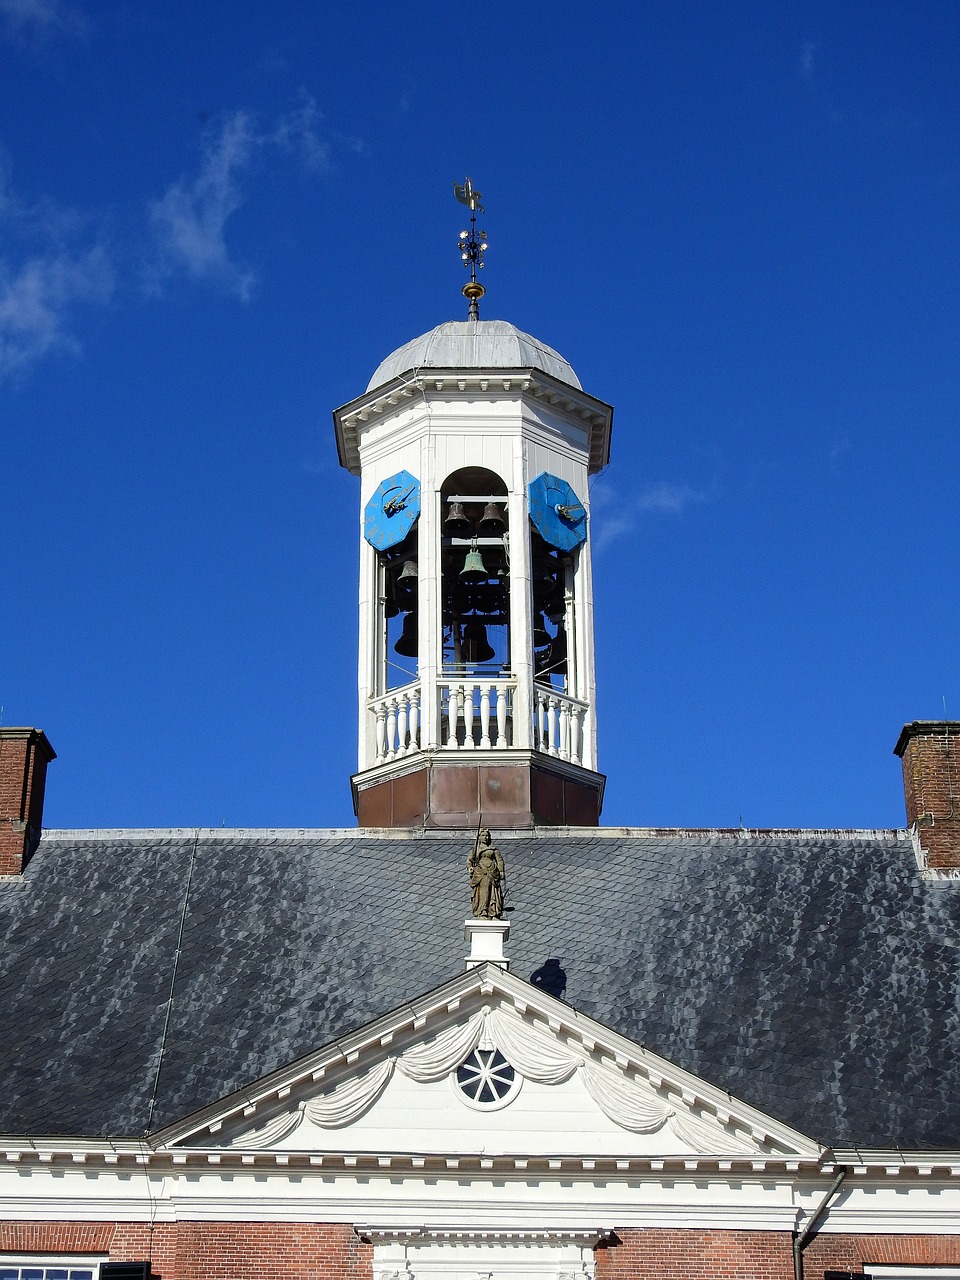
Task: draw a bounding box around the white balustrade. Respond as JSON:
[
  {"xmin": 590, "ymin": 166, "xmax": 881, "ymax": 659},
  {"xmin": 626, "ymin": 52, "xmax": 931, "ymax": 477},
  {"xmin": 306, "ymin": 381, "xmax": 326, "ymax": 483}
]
[
  {"xmin": 369, "ymin": 683, "xmax": 421, "ymax": 764},
  {"xmin": 370, "ymin": 679, "xmax": 586, "ymax": 765},
  {"xmin": 533, "ymin": 683, "xmax": 588, "ymax": 765},
  {"xmin": 440, "ymin": 679, "xmax": 514, "ymax": 751}
]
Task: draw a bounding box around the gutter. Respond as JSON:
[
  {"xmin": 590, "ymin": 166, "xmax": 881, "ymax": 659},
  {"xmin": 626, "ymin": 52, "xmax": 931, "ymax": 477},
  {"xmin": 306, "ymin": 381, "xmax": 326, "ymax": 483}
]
[{"xmin": 793, "ymin": 1167, "xmax": 847, "ymax": 1280}]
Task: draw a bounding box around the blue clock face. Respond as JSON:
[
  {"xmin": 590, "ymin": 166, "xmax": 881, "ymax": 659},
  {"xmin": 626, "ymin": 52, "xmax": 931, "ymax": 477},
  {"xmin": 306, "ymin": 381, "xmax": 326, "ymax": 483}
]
[
  {"xmin": 528, "ymin": 472, "xmax": 587, "ymax": 551},
  {"xmin": 364, "ymin": 470, "xmax": 421, "ymax": 551}
]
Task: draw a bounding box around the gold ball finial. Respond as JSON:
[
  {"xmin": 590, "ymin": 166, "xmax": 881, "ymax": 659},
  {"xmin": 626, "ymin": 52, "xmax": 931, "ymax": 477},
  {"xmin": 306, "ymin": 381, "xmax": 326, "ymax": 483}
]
[{"xmin": 462, "ymin": 280, "xmax": 485, "ymax": 319}]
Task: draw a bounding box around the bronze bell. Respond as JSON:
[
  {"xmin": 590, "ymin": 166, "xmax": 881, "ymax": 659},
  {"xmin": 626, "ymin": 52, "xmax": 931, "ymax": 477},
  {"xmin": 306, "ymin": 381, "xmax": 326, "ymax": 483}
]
[
  {"xmin": 394, "ymin": 612, "xmax": 418, "ymax": 657},
  {"xmin": 444, "ymin": 501, "xmax": 471, "ymax": 537},
  {"xmin": 532, "ymin": 615, "xmax": 551, "ymax": 649},
  {"xmin": 546, "ymin": 627, "xmax": 567, "ymax": 676},
  {"xmin": 460, "ymin": 543, "xmax": 488, "ymax": 582},
  {"xmin": 462, "ymin": 619, "xmax": 495, "ymax": 664},
  {"xmin": 477, "ymin": 501, "xmax": 506, "ymax": 535},
  {"xmin": 395, "ymin": 560, "xmax": 418, "ymax": 604}
]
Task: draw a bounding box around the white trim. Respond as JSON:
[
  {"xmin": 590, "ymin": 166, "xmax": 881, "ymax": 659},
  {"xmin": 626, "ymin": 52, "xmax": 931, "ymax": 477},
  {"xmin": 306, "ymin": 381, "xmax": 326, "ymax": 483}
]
[
  {"xmin": 37, "ymin": 826, "xmax": 910, "ymax": 843},
  {"xmin": 866, "ymin": 1271, "xmax": 960, "ymax": 1278}
]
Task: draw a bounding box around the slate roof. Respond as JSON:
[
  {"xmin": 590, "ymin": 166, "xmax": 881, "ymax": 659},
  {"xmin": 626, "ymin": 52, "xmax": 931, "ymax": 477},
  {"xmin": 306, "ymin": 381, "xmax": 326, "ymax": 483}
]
[{"xmin": 1, "ymin": 826, "xmax": 958, "ymax": 1148}]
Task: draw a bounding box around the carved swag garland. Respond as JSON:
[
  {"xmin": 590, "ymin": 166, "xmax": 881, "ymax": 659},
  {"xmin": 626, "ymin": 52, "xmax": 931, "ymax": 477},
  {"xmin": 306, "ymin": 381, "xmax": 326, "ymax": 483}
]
[{"xmin": 238, "ymin": 1005, "xmax": 752, "ymax": 1151}]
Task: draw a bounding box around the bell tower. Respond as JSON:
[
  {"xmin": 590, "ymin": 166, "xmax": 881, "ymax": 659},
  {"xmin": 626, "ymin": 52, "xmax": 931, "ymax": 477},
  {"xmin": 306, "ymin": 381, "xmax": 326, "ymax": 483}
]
[{"xmin": 333, "ymin": 183, "xmax": 612, "ymax": 828}]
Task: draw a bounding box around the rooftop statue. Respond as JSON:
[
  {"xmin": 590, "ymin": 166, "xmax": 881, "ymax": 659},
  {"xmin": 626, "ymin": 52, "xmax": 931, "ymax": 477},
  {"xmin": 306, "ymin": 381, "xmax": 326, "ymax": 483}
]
[{"xmin": 468, "ymin": 828, "xmax": 506, "ymax": 919}]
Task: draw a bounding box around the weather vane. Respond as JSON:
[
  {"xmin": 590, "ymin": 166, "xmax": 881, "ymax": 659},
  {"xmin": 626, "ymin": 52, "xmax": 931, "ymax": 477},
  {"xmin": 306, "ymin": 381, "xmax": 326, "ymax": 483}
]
[{"xmin": 453, "ymin": 177, "xmax": 488, "ymax": 320}]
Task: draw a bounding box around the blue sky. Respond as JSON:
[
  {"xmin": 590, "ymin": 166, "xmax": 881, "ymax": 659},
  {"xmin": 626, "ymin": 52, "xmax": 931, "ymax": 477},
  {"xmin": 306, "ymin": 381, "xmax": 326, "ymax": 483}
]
[{"xmin": 3, "ymin": 0, "xmax": 959, "ymax": 831}]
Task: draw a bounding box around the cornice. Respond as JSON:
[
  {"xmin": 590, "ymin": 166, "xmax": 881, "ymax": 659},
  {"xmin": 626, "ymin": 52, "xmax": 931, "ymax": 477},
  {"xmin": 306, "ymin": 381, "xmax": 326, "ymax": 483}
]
[{"xmin": 333, "ymin": 369, "xmax": 613, "ymax": 477}]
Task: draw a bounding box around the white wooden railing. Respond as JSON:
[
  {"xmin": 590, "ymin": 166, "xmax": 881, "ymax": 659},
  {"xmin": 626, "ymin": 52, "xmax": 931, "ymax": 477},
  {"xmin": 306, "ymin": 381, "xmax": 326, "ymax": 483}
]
[
  {"xmin": 440, "ymin": 678, "xmax": 515, "ymax": 750},
  {"xmin": 370, "ymin": 679, "xmax": 589, "ymax": 766},
  {"xmin": 369, "ymin": 682, "xmax": 421, "ymax": 764},
  {"xmin": 534, "ymin": 683, "xmax": 588, "ymax": 765}
]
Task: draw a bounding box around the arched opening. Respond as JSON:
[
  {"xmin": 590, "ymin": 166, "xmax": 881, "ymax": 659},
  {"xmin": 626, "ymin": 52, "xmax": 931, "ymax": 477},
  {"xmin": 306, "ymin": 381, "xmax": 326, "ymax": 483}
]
[{"xmin": 440, "ymin": 467, "xmax": 510, "ymax": 676}]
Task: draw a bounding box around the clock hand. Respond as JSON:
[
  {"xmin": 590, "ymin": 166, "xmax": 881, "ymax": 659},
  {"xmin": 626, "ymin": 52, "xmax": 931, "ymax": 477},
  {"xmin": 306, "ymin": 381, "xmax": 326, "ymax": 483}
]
[
  {"xmin": 555, "ymin": 503, "xmax": 585, "ymax": 520},
  {"xmin": 385, "ymin": 483, "xmax": 415, "ymax": 516}
]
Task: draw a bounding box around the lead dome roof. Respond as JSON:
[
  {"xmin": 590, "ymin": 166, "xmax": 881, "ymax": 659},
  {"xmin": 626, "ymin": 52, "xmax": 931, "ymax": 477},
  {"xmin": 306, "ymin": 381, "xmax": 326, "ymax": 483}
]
[{"xmin": 367, "ymin": 319, "xmax": 581, "ymax": 392}]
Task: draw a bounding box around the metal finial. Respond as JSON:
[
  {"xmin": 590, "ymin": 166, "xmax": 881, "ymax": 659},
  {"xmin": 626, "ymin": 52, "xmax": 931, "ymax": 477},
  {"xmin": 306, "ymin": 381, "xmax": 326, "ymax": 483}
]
[{"xmin": 453, "ymin": 177, "xmax": 488, "ymax": 319}]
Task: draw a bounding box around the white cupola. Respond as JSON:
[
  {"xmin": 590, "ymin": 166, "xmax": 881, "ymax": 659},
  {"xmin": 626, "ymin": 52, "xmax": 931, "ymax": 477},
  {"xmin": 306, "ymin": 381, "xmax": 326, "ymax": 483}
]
[{"xmin": 333, "ymin": 198, "xmax": 612, "ymax": 828}]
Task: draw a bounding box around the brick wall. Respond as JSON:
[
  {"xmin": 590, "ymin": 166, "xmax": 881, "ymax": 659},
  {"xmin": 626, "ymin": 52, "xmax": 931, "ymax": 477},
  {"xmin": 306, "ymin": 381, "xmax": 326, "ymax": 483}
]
[
  {"xmin": 0, "ymin": 1221, "xmax": 373, "ymax": 1280},
  {"xmin": 895, "ymin": 721, "xmax": 960, "ymax": 870},
  {"xmin": 595, "ymin": 1229, "xmax": 794, "ymax": 1280},
  {"xmin": 5, "ymin": 1222, "xmax": 960, "ymax": 1280},
  {"xmin": 595, "ymin": 1229, "xmax": 960, "ymax": 1280},
  {"xmin": 805, "ymin": 1231, "xmax": 960, "ymax": 1271},
  {"xmin": 0, "ymin": 727, "xmax": 56, "ymax": 876}
]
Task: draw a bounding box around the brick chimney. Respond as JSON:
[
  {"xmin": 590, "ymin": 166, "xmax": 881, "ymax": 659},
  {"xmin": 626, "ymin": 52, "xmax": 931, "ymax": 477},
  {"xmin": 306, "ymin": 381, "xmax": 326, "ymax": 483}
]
[
  {"xmin": 0, "ymin": 728, "xmax": 56, "ymax": 875},
  {"xmin": 894, "ymin": 721, "xmax": 960, "ymax": 871}
]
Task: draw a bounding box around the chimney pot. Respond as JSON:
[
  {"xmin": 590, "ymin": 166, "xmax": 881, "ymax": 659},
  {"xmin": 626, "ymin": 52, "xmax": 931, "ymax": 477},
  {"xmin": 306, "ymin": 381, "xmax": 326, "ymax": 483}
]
[{"xmin": 0, "ymin": 727, "xmax": 56, "ymax": 875}]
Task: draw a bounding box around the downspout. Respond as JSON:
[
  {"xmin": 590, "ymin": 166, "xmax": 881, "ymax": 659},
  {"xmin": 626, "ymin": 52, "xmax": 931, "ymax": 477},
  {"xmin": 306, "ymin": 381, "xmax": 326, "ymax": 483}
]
[{"xmin": 793, "ymin": 1167, "xmax": 847, "ymax": 1280}]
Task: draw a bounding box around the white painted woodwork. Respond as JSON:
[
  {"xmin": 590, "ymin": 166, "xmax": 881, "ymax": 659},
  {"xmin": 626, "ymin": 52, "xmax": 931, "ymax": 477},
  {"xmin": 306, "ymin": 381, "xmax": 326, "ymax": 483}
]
[
  {"xmin": 533, "ymin": 685, "xmax": 588, "ymax": 765},
  {"xmin": 5, "ymin": 966, "xmax": 960, "ymax": 1236},
  {"xmin": 464, "ymin": 917, "xmax": 510, "ymax": 968},
  {"xmin": 344, "ymin": 376, "xmax": 604, "ymax": 775}
]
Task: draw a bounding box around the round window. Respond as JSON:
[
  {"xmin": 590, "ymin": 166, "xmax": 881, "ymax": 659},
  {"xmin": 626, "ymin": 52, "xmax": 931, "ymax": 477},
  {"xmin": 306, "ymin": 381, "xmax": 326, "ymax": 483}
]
[{"xmin": 455, "ymin": 1048, "xmax": 521, "ymax": 1109}]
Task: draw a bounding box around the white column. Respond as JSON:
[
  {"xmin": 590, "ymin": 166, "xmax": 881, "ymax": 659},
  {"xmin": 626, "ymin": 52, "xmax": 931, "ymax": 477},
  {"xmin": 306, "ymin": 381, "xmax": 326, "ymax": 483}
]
[
  {"xmin": 418, "ymin": 433, "xmax": 440, "ymax": 749},
  {"xmin": 510, "ymin": 436, "xmax": 534, "ymax": 748},
  {"xmin": 358, "ymin": 536, "xmax": 380, "ymax": 770}
]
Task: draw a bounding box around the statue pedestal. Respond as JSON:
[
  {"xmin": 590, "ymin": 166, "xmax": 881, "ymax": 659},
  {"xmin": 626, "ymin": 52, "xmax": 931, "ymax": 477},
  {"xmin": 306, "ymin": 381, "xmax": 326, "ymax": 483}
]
[{"xmin": 464, "ymin": 917, "xmax": 510, "ymax": 970}]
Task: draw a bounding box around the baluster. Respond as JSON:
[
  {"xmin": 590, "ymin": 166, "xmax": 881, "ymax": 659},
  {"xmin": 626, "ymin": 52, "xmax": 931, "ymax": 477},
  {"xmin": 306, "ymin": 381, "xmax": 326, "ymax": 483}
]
[
  {"xmin": 496, "ymin": 685, "xmax": 509, "ymax": 748},
  {"xmin": 547, "ymin": 696, "xmax": 559, "ymax": 756},
  {"xmin": 579, "ymin": 711, "xmax": 592, "ymax": 770},
  {"xmin": 447, "ymin": 685, "xmax": 465, "ymax": 750},
  {"xmin": 374, "ymin": 698, "xmax": 387, "ymax": 765},
  {"xmin": 408, "ymin": 689, "xmax": 420, "ymax": 752},
  {"xmin": 385, "ymin": 698, "xmax": 398, "ymax": 761},
  {"xmin": 397, "ymin": 693, "xmax": 409, "ymax": 756},
  {"xmin": 478, "ymin": 684, "xmax": 491, "ymax": 749},
  {"xmin": 569, "ymin": 704, "xmax": 582, "ymax": 765},
  {"xmin": 463, "ymin": 682, "xmax": 476, "ymax": 749},
  {"xmin": 536, "ymin": 690, "xmax": 548, "ymax": 752},
  {"xmin": 558, "ymin": 700, "xmax": 570, "ymax": 760}
]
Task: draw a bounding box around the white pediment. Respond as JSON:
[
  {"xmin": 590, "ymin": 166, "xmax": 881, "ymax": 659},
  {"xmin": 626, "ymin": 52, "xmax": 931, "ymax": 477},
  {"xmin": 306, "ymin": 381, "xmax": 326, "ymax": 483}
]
[{"xmin": 157, "ymin": 964, "xmax": 821, "ymax": 1164}]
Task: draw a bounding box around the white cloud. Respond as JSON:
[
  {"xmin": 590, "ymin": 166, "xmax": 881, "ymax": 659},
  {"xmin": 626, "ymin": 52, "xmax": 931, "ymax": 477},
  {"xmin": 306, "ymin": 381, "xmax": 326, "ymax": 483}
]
[
  {"xmin": 148, "ymin": 111, "xmax": 257, "ymax": 301},
  {"xmin": 590, "ymin": 480, "xmax": 707, "ymax": 553},
  {"xmin": 0, "ymin": 158, "xmax": 114, "ymax": 379},
  {"xmin": 0, "ymin": 91, "xmax": 348, "ymax": 377},
  {"xmin": 0, "ymin": 0, "xmax": 86, "ymax": 42},
  {"xmin": 147, "ymin": 96, "xmax": 342, "ymax": 298},
  {"xmin": 635, "ymin": 481, "xmax": 702, "ymax": 514},
  {"xmin": 0, "ymin": 244, "xmax": 112, "ymax": 378},
  {"xmin": 273, "ymin": 89, "xmax": 329, "ymax": 174}
]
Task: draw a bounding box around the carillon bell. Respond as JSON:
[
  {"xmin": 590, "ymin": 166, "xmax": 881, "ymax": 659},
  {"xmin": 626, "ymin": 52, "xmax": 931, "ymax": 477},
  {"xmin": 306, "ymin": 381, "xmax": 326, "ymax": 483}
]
[
  {"xmin": 444, "ymin": 502, "xmax": 471, "ymax": 537},
  {"xmin": 477, "ymin": 502, "xmax": 506, "ymax": 534},
  {"xmin": 546, "ymin": 627, "xmax": 567, "ymax": 676},
  {"xmin": 394, "ymin": 612, "xmax": 418, "ymax": 657},
  {"xmin": 460, "ymin": 543, "xmax": 488, "ymax": 581},
  {"xmin": 395, "ymin": 560, "xmax": 418, "ymax": 603},
  {"xmin": 461, "ymin": 619, "xmax": 495, "ymax": 664}
]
